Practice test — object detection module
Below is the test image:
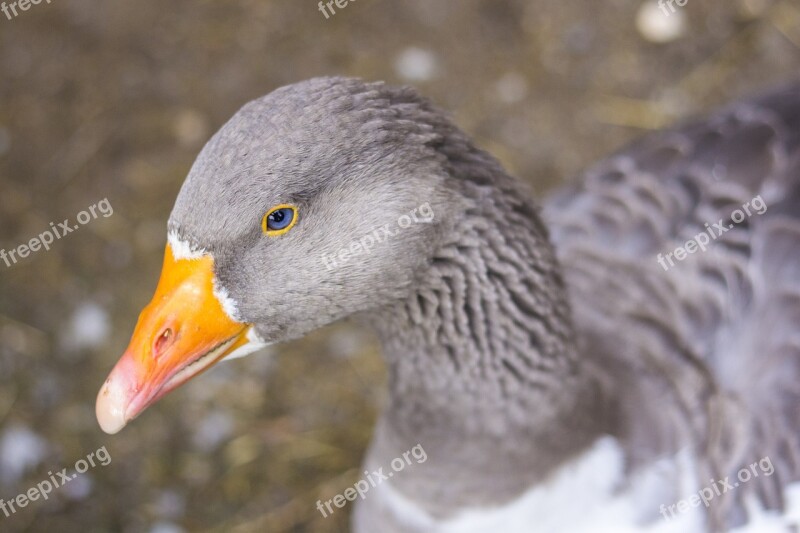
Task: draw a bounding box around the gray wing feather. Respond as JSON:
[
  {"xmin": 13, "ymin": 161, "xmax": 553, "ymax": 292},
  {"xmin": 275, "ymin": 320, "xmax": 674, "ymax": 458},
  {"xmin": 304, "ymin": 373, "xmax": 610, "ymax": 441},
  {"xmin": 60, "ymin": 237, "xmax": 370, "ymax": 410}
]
[{"xmin": 544, "ymin": 81, "xmax": 800, "ymax": 529}]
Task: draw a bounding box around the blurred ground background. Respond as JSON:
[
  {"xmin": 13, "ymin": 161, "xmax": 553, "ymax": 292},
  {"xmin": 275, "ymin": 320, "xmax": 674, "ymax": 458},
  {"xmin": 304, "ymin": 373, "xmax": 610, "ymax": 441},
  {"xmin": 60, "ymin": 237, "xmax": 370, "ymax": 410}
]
[{"xmin": 0, "ymin": 0, "xmax": 799, "ymax": 531}]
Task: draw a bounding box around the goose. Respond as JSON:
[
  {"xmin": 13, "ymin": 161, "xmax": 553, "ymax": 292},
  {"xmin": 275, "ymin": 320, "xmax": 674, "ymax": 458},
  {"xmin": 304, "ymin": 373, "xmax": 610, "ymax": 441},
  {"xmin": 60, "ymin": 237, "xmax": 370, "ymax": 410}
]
[{"xmin": 95, "ymin": 77, "xmax": 800, "ymax": 533}]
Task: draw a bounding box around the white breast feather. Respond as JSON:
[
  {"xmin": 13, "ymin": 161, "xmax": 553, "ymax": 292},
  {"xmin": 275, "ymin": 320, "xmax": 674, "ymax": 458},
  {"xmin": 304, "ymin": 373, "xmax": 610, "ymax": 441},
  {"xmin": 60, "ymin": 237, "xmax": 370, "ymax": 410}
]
[{"xmin": 376, "ymin": 437, "xmax": 800, "ymax": 532}]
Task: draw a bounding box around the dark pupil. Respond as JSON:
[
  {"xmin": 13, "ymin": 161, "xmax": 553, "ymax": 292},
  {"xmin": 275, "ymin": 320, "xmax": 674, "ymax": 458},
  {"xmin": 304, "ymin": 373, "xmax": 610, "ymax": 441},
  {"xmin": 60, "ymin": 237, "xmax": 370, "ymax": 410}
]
[{"xmin": 268, "ymin": 208, "xmax": 292, "ymax": 230}]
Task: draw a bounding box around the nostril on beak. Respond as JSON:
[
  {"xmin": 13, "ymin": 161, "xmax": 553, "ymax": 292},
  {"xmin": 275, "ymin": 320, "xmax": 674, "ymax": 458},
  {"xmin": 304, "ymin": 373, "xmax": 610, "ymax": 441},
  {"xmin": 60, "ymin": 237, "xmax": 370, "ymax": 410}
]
[{"xmin": 153, "ymin": 328, "xmax": 175, "ymax": 359}]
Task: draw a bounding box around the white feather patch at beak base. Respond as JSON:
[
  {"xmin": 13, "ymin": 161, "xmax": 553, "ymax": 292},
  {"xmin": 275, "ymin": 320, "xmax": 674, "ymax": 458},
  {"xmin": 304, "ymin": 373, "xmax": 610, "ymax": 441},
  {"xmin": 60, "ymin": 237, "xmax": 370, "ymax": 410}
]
[
  {"xmin": 166, "ymin": 231, "xmax": 270, "ymax": 361},
  {"xmin": 223, "ymin": 327, "xmax": 272, "ymax": 361}
]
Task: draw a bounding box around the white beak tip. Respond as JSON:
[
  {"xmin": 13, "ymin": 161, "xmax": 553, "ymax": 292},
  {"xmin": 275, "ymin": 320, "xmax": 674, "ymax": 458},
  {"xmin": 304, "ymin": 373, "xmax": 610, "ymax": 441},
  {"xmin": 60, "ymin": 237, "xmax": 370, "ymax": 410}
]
[{"xmin": 95, "ymin": 381, "xmax": 129, "ymax": 435}]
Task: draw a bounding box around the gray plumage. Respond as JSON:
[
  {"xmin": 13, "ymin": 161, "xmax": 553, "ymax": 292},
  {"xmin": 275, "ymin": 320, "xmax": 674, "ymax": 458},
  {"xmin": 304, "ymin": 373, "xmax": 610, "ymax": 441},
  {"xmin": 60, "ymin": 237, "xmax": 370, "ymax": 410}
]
[{"xmin": 168, "ymin": 77, "xmax": 800, "ymax": 532}]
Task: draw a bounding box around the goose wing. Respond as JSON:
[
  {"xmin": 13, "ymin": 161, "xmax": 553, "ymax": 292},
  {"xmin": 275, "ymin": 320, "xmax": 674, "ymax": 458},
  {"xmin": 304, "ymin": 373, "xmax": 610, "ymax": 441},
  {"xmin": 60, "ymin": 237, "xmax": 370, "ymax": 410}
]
[{"xmin": 544, "ymin": 82, "xmax": 800, "ymax": 528}]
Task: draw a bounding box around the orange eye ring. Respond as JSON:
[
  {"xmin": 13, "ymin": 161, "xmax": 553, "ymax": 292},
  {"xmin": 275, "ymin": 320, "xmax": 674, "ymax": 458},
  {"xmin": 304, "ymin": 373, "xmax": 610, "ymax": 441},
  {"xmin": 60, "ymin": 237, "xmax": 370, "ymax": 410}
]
[{"xmin": 262, "ymin": 204, "xmax": 298, "ymax": 236}]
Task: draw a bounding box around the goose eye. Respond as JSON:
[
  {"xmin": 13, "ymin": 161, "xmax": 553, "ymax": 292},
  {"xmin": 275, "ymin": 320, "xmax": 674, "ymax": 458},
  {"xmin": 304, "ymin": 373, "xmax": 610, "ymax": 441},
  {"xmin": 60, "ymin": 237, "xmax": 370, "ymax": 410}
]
[{"xmin": 262, "ymin": 205, "xmax": 298, "ymax": 236}]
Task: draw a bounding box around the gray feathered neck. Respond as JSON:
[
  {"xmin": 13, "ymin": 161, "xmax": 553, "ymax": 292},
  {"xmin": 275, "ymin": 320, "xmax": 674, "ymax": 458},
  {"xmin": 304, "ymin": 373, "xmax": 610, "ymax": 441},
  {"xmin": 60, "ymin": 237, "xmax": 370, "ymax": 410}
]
[{"xmin": 353, "ymin": 100, "xmax": 612, "ymax": 516}]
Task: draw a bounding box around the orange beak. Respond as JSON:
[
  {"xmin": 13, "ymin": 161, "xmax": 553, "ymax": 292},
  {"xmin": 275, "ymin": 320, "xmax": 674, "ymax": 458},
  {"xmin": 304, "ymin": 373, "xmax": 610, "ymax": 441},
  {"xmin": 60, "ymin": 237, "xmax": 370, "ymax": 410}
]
[{"xmin": 96, "ymin": 244, "xmax": 251, "ymax": 434}]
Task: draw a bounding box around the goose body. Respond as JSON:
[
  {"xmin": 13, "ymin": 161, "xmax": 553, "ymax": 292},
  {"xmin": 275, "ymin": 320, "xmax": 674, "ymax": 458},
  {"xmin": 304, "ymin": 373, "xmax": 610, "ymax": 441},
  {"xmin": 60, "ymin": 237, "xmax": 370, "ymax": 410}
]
[{"xmin": 96, "ymin": 78, "xmax": 800, "ymax": 532}]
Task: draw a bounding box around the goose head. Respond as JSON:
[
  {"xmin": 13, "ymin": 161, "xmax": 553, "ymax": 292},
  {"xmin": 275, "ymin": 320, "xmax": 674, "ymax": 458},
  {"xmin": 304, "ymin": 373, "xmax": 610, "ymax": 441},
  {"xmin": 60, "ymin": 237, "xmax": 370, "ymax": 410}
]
[{"xmin": 96, "ymin": 77, "xmax": 470, "ymax": 434}]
